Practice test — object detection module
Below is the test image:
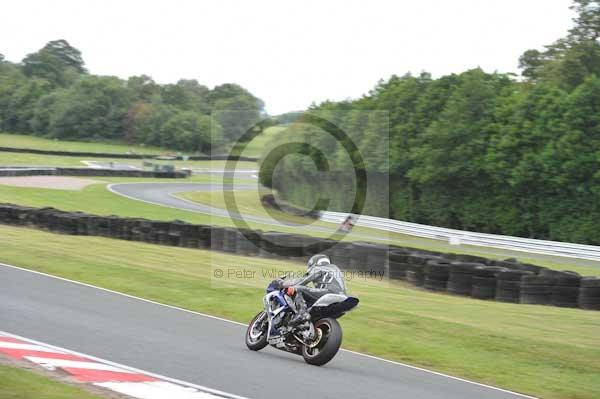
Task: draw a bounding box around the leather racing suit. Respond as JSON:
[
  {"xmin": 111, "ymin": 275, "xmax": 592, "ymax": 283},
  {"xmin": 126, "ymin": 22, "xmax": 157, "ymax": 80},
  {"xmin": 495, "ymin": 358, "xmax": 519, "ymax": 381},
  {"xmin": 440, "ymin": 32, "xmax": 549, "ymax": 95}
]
[{"xmin": 280, "ymin": 263, "xmax": 346, "ymax": 326}]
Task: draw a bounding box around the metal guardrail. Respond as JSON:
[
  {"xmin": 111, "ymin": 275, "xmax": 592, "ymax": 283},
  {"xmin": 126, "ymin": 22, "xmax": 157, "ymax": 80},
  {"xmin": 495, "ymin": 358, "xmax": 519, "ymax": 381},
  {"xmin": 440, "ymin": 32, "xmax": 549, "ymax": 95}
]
[{"xmin": 320, "ymin": 211, "xmax": 600, "ymax": 262}]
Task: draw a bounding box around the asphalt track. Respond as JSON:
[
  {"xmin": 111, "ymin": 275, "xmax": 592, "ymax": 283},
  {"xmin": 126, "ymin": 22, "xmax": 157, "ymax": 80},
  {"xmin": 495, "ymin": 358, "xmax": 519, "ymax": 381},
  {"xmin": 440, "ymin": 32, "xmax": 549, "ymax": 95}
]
[
  {"xmin": 109, "ymin": 182, "xmax": 264, "ymax": 223},
  {"xmin": 108, "ymin": 181, "xmax": 600, "ymax": 268},
  {"xmin": 0, "ymin": 264, "xmax": 532, "ymax": 399},
  {"xmin": 108, "ymin": 182, "xmax": 343, "ymax": 234}
]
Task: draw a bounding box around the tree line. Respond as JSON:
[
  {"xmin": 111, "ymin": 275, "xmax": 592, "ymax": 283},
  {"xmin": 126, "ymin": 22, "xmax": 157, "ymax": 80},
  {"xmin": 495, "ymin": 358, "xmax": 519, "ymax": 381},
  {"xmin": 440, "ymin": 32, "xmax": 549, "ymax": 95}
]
[
  {"xmin": 0, "ymin": 40, "xmax": 263, "ymax": 153},
  {"xmin": 265, "ymin": 0, "xmax": 600, "ymax": 244}
]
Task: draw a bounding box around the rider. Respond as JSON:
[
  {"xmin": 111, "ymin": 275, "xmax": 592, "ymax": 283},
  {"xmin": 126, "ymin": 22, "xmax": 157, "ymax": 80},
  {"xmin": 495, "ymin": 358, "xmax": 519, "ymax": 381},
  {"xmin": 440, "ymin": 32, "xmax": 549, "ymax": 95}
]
[
  {"xmin": 340, "ymin": 215, "xmax": 355, "ymax": 233},
  {"xmin": 277, "ymin": 254, "xmax": 346, "ymax": 327}
]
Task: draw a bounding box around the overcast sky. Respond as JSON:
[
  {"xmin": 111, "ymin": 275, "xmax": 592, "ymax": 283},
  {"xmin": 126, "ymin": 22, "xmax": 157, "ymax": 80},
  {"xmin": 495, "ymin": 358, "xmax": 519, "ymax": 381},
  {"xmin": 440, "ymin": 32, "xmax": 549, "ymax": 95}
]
[{"xmin": 2, "ymin": 0, "xmax": 574, "ymax": 114}]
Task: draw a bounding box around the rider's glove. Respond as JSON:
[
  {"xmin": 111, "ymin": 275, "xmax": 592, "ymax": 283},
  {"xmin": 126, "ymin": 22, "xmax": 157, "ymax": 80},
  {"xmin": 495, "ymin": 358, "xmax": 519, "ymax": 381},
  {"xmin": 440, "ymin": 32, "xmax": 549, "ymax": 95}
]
[{"xmin": 286, "ymin": 287, "xmax": 296, "ymax": 296}]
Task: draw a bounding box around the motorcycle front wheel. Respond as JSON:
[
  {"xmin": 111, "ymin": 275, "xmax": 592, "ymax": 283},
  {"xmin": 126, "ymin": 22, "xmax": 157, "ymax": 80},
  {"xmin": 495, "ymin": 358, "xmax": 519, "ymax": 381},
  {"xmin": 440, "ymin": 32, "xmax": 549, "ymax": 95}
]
[
  {"xmin": 245, "ymin": 311, "xmax": 268, "ymax": 351},
  {"xmin": 302, "ymin": 318, "xmax": 342, "ymax": 366}
]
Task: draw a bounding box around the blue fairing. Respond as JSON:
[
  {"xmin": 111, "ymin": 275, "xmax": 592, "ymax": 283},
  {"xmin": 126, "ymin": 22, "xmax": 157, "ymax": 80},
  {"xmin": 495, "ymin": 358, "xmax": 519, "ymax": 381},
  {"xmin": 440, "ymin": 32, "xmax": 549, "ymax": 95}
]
[
  {"xmin": 275, "ymin": 291, "xmax": 288, "ymax": 307},
  {"xmin": 266, "ymin": 282, "xmax": 279, "ymax": 293}
]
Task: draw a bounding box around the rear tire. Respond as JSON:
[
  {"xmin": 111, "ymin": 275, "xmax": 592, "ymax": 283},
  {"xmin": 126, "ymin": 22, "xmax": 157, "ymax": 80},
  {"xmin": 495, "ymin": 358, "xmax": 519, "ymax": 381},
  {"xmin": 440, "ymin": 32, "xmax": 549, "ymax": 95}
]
[
  {"xmin": 302, "ymin": 318, "xmax": 342, "ymax": 366},
  {"xmin": 245, "ymin": 311, "xmax": 268, "ymax": 351}
]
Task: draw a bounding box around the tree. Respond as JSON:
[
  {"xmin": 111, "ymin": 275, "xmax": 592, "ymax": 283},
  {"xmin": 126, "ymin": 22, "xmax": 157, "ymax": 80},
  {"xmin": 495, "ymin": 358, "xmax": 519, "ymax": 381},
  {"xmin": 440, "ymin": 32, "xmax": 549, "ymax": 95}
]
[
  {"xmin": 161, "ymin": 79, "xmax": 210, "ymax": 114},
  {"xmin": 47, "ymin": 75, "xmax": 130, "ymax": 139},
  {"xmin": 127, "ymin": 102, "xmax": 176, "ymax": 147},
  {"xmin": 209, "ymin": 83, "xmax": 260, "ymax": 106},
  {"xmin": 570, "ymin": 0, "xmax": 600, "ymax": 41},
  {"xmin": 0, "ymin": 59, "xmax": 26, "ymax": 130},
  {"xmin": 0, "ymin": 42, "xmax": 262, "ymax": 155},
  {"xmin": 518, "ymin": 49, "xmax": 545, "ymax": 80},
  {"xmin": 31, "ymin": 91, "xmax": 64, "ymax": 135},
  {"xmin": 22, "ymin": 39, "xmax": 86, "ymax": 86},
  {"xmin": 519, "ymin": 1, "xmax": 600, "ymax": 88},
  {"xmin": 8, "ymin": 78, "xmax": 52, "ymax": 132},
  {"xmin": 542, "ymin": 40, "xmax": 600, "ymax": 90},
  {"xmin": 161, "ymin": 111, "xmax": 221, "ymax": 152},
  {"xmin": 213, "ymin": 95, "xmax": 263, "ymax": 142},
  {"xmin": 126, "ymin": 75, "xmax": 158, "ymax": 102}
]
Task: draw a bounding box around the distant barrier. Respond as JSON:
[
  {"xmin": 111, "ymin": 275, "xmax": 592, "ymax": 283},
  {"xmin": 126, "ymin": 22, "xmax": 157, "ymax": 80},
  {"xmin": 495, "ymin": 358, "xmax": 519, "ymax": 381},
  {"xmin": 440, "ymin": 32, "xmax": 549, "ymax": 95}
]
[
  {"xmin": 1, "ymin": 203, "xmax": 598, "ymax": 311},
  {"xmin": 0, "ymin": 167, "xmax": 188, "ymax": 178},
  {"xmin": 321, "ymin": 211, "xmax": 600, "ymax": 262},
  {"xmin": 0, "ymin": 146, "xmax": 258, "ymax": 162}
]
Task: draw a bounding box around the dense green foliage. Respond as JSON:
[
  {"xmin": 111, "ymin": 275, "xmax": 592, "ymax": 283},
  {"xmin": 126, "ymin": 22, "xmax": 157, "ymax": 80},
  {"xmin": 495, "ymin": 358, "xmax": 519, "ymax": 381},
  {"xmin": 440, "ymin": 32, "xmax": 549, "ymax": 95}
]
[
  {"xmin": 265, "ymin": 1, "xmax": 600, "ymax": 244},
  {"xmin": 0, "ymin": 40, "xmax": 263, "ymax": 152}
]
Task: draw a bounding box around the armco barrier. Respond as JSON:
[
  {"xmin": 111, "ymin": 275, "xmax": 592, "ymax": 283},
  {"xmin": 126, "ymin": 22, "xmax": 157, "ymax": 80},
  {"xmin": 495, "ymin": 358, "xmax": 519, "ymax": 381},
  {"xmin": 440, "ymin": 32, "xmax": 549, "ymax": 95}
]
[
  {"xmin": 0, "ymin": 203, "xmax": 598, "ymax": 311},
  {"xmin": 0, "ymin": 167, "xmax": 188, "ymax": 178},
  {"xmin": 321, "ymin": 211, "xmax": 600, "ymax": 262},
  {"xmin": 0, "ymin": 146, "xmax": 258, "ymax": 162}
]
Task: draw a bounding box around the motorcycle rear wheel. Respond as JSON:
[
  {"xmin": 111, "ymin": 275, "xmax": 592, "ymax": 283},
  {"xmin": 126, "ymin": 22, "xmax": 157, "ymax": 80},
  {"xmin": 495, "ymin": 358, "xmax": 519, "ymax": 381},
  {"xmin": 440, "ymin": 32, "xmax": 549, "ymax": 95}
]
[
  {"xmin": 302, "ymin": 318, "xmax": 342, "ymax": 366},
  {"xmin": 245, "ymin": 311, "xmax": 268, "ymax": 351}
]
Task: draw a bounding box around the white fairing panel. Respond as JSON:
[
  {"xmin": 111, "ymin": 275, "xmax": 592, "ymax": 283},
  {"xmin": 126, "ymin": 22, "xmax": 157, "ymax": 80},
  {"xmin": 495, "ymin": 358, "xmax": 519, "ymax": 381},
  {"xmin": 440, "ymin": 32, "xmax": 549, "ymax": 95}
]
[{"xmin": 311, "ymin": 293, "xmax": 348, "ymax": 307}]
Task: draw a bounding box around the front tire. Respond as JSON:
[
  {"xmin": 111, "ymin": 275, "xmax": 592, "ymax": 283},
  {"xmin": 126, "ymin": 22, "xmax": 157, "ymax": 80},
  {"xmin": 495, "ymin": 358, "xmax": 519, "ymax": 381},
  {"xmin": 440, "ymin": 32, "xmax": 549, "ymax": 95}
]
[
  {"xmin": 302, "ymin": 318, "xmax": 342, "ymax": 366},
  {"xmin": 245, "ymin": 311, "xmax": 268, "ymax": 351}
]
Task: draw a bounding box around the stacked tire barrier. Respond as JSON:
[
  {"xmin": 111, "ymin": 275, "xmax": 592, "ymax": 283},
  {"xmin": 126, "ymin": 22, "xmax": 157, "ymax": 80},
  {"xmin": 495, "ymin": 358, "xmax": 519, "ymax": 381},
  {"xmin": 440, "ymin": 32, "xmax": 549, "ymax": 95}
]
[
  {"xmin": 388, "ymin": 249, "xmax": 411, "ymax": 280},
  {"xmin": 495, "ymin": 270, "xmax": 533, "ymax": 303},
  {"xmin": 405, "ymin": 254, "xmax": 429, "ymax": 286},
  {"xmin": 0, "ymin": 167, "xmax": 188, "ymax": 178},
  {"xmin": 447, "ymin": 262, "xmax": 484, "ymax": 296},
  {"xmin": 579, "ymin": 277, "xmax": 600, "ymax": 310},
  {"xmin": 423, "ymin": 260, "xmax": 452, "ymax": 291},
  {"xmin": 471, "ymin": 267, "xmax": 508, "ymax": 299},
  {"xmin": 520, "ymin": 270, "xmax": 581, "ymax": 307},
  {"xmin": 0, "ymin": 202, "xmax": 598, "ymax": 311},
  {"xmin": 0, "ymin": 146, "xmax": 258, "ymax": 162}
]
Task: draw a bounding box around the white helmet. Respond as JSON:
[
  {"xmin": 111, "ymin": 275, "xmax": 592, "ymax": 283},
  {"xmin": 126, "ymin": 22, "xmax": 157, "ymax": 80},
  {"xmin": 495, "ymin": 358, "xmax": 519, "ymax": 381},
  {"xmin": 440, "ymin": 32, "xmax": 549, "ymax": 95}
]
[{"xmin": 307, "ymin": 254, "xmax": 330, "ymax": 270}]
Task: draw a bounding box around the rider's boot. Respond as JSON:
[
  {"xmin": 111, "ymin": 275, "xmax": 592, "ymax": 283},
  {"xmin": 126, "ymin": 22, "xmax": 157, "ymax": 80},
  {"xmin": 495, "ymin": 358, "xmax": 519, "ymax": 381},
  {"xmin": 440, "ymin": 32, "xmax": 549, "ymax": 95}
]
[
  {"xmin": 288, "ymin": 311, "xmax": 310, "ymax": 327},
  {"xmin": 288, "ymin": 294, "xmax": 310, "ymax": 327}
]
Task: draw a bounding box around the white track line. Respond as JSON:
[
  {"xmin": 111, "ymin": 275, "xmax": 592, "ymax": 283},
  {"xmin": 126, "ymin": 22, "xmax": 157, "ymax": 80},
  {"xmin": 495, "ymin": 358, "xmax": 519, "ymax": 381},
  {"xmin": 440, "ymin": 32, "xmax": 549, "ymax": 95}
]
[
  {"xmin": 109, "ymin": 183, "xmax": 362, "ymax": 235},
  {"xmin": 0, "ymin": 262, "xmax": 536, "ymax": 399},
  {"xmin": 107, "ymin": 183, "xmax": 225, "ymax": 217},
  {"xmin": 96, "ymin": 381, "xmax": 218, "ymax": 399},
  {"xmin": 0, "ymin": 329, "xmax": 247, "ymax": 399},
  {"xmin": 0, "ymin": 341, "xmax": 65, "ymax": 352},
  {"xmin": 24, "ymin": 357, "xmax": 132, "ymax": 372}
]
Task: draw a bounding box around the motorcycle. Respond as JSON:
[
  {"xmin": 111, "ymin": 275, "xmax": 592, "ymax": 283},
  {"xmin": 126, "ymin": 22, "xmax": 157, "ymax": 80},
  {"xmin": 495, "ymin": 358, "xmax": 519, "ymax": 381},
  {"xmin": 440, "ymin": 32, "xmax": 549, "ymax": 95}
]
[{"xmin": 245, "ymin": 286, "xmax": 359, "ymax": 366}]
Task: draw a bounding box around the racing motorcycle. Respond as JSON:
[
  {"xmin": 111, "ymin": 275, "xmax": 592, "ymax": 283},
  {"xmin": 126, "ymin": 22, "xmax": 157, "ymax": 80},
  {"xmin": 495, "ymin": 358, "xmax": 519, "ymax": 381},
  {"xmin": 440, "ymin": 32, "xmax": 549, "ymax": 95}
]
[{"xmin": 245, "ymin": 286, "xmax": 359, "ymax": 366}]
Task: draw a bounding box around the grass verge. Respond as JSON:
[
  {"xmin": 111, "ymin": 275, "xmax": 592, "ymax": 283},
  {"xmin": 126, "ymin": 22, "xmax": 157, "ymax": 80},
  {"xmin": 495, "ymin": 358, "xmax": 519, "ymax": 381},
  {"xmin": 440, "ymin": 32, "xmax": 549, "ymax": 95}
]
[
  {"xmin": 230, "ymin": 125, "xmax": 289, "ymax": 158},
  {"xmin": 0, "ymin": 176, "xmax": 599, "ymax": 274},
  {"xmin": 175, "ymin": 187, "xmax": 600, "ymax": 276},
  {"xmin": 0, "ymin": 177, "xmax": 232, "ymax": 226},
  {"xmin": 0, "ymin": 363, "xmax": 103, "ymax": 399},
  {"xmin": 1, "ymin": 225, "xmax": 599, "ymax": 399},
  {"xmin": 0, "ymin": 151, "xmax": 257, "ymax": 169},
  {"xmin": 177, "ymin": 189, "xmax": 332, "ymax": 227},
  {"xmin": 0, "ymin": 132, "xmax": 168, "ymax": 154}
]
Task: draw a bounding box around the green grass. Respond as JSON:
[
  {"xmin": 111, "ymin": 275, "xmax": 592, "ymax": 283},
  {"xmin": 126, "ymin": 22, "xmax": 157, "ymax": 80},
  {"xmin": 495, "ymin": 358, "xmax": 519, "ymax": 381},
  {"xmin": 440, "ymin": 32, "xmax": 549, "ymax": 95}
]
[
  {"xmin": 0, "ymin": 132, "xmax": 169, "ymax": 154},
  {"xmin": 1, "ymin": 224, "xmax": 599, "ymax": 399},
  {"xmin": 175, "ymin": 188, "xmax": 600, "ymax": 276},
  {"xmin": 0, "ymin": 177, "xmax": 232, "ymax": 226},
  {"xmin": 0, "ymin": 177, "xmax": 321, "ymax": 234},
  {"xmin": 0, "ymin": 176, "xmax": 598, "ymax": 275},
  {"xmin": 177, "ymin": 189, "xmax": 334, "ymax": 227},
  {"xmin": 232, "ymin": 125, "xmax": 289, "ymax": 158},
  {"xmin": 0, "ymin": 151, "xmax": 257, "ymax": 169},
  {"xmin": 0, "ymin": 363, "xmax": 102, "ymax": 399}
]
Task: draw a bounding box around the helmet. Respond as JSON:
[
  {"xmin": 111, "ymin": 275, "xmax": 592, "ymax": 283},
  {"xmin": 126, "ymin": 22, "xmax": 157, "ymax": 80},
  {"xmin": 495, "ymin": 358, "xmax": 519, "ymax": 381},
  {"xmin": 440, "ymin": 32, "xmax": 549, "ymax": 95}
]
[{"xmin": 307, "ymin": 254, "xmax": 330, "ymax": 270}]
